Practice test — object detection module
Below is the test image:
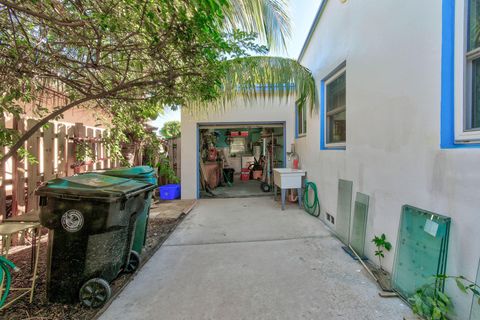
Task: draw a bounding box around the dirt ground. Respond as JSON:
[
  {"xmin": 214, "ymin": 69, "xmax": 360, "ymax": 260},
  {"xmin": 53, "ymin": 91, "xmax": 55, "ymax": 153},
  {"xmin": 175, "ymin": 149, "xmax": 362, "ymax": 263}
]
[{"xmin": 0, "ymin": 200, "xmax": 195, "ymax": 320}]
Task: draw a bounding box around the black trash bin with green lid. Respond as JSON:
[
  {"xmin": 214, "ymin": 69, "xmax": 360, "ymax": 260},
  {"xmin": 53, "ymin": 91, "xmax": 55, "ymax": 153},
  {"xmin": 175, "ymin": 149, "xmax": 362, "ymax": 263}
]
[
  {"xmin": 101, "ymin": 166, "xmax": 157, "ymax": 254},
  {"xmin": 36, "ymin": 173, "xmax": 156, "ymax": 308}
]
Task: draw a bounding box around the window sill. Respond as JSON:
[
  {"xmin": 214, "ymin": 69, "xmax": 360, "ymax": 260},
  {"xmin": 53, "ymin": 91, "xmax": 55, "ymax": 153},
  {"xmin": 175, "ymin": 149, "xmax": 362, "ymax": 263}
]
[
  {"xmin": 455, "ymin": 130, "xmax": 480, "ymax": 143},
  {"xmin": 322, "ymin": 143, "xmax": 346, "ymax": 150},
  {"xmin": 296, "ymin": 134, "xmax": 307, "ymax": 139}
]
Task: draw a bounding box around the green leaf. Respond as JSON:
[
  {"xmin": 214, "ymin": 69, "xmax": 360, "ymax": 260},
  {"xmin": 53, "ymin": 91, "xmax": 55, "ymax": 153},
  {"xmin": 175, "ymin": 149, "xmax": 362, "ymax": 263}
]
[
  {"xmin": 455, "ymin": 278, "xmax": 467, "ymax": 293},
  {"xmin": 432, "ymin": 307, "xmax": 442, "ymax": 320},
  {"xmin": 437, "ymin": 291, "xmax": 450, "ymax": 305},
  {"xmin": 384, "ymin": 241, "xmax": 392, "ymax": 251},
  {"xmin": 470, "ymin": 288, "xmax": 480, "ymax": 296}
]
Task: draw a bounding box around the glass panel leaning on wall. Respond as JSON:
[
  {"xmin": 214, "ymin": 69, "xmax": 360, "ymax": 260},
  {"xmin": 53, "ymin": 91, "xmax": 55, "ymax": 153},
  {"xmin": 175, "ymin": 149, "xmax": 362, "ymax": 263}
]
[
  {"xmin": 349, "ymin": 192, "xmax": 370, "ymax": 258},
  {"xmin": 335, "ymin": 179, "xmax": 353, "ymax": 245},
  {"xmin": 392, "ymin": 205, "xmax": 451, "ymax": 300},
  {"xmin": 470, "ymin": 258, "xmax": 480, "ymax": 320}
]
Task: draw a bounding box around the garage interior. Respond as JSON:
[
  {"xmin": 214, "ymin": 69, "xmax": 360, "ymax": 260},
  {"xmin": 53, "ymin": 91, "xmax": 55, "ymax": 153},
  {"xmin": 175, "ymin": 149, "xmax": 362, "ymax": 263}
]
[{"xmin": 198, "ymin": 123, "xmax": 285, "ymax": 198}]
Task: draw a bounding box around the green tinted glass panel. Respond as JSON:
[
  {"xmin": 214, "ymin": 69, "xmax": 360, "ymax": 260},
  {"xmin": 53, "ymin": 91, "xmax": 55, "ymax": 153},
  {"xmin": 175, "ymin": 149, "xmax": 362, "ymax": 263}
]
[
  {"xmin": 469, "ymin": 0, "xmax": 480, "ymax": 51},
  {"xmin": 336, "ymin": 179, "xmax": 353, "ymax": 245},
  {"xmin": 392, "ymin": 205, "xmax": 451, "ymax": 300},
  {"xmin": 470, "ymin": 259, "xmax": 480, "ymax": 320},
  {"xmin": 349, "ymin": 192, "xmax": 369, "ymax": 257}
]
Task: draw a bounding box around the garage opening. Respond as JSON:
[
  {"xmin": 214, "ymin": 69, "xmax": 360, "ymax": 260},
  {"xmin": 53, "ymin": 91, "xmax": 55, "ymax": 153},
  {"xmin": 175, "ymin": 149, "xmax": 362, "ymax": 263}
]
[{"xmin": 198, "ymin": 123, "xmax": 285, "ymax": 198}]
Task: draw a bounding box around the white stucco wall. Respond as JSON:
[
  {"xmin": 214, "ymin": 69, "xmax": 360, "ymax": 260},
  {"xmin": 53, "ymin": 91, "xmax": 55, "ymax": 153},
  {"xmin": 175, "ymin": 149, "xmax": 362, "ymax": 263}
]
[
  {"xmin": 297, "ymin": 1, "xmax": 480, "ymax": 318},
  {"xmin": 181, "ymin": 97, "xmax": 296, "ymax": 200}
]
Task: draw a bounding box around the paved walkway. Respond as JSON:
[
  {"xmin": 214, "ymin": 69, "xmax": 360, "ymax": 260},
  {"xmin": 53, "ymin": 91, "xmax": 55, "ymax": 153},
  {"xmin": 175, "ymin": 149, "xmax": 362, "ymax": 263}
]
[{"xmin": 100, "ymin": 198, "xmax": 412, "ymax": 320}]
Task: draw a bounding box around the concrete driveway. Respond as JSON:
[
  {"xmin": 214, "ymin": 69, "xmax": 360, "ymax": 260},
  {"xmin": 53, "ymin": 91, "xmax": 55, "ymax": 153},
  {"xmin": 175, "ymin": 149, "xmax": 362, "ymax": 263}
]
[{"xmin": 100, "ymin": 197, "xmax": 412, "ymax": 320}]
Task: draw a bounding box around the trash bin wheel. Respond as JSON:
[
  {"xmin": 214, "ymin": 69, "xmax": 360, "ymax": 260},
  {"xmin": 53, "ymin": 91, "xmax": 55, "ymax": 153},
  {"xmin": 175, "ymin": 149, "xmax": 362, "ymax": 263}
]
[
  {"xmin": 79, "ymin": 278, "xmax": 112, "ymax": 308},
  {"xmin": 260, "ymin": 182, "xmax": 271, "ymax": 193},
  {"xmin": 124, "ymin": 250, "xmax": 141, "ymax": 273}
]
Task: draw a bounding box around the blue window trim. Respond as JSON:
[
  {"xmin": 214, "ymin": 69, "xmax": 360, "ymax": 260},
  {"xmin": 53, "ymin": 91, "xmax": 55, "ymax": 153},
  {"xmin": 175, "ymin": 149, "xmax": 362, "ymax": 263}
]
[
  {"xmin": 320, "ymin": 80, "xmax": 346, "ymax": 150},
  {"xmin": 441, "ymin": 0, "xmax": 480, "ymax": 148}
]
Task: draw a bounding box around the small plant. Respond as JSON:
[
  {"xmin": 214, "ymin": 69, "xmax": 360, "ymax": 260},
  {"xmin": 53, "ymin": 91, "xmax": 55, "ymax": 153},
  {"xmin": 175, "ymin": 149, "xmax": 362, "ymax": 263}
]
[
  {"xmin": 410, "ymin": 274, "xmax": 480, "ymax": 320},
  {"xmin": 372, "ymin": 233, "xmax": 392, "ymax": 270},
  {"xmin": 156, "ymin": 155, "xmax": 180, "ymax": 184}
]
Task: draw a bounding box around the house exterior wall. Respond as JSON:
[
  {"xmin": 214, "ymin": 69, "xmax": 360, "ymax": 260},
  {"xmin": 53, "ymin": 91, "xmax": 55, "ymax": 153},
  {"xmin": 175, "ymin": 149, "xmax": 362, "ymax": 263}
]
[
  {"xmin": 297, "ymin": 1, "xmax": 480, "ymax": 318},
  {"xmin": 181, "ymin": 97, "xmax": 296, "ymax": 199},
  {"xmin": 20, "ymin": 88, "xmax": 109, "ymax": 126}
]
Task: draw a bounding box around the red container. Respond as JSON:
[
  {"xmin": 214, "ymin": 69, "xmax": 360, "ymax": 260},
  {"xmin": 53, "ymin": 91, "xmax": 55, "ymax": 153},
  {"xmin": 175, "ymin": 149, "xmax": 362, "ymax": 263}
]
[
  {"xmin": 231, "ymin": 131, "xmax": 240, "ymax": 137},
  {"xmin": 240, "ymin": 131, "xmax": 249, "ymax": 137},
  {"xmin": 241, "ymin": 168, "xmax": 250, "ymax": 181}
]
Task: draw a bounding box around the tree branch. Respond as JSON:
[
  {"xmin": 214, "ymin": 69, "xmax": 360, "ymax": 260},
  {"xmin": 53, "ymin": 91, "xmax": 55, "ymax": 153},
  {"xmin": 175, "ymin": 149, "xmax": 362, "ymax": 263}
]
[{"xmin": 0, "ymin": 0, "xmax": 86, "ymax": 27}]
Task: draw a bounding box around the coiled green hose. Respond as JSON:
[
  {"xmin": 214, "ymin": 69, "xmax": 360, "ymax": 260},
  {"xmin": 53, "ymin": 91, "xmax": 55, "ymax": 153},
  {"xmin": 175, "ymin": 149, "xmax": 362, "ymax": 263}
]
[
  {"xmin": 304, "ymin": 180, "xmax": 320, "ymax": 217},
  {"xmin": 0, "ymin": 256, "xmax": 19, "ymax": 308}
]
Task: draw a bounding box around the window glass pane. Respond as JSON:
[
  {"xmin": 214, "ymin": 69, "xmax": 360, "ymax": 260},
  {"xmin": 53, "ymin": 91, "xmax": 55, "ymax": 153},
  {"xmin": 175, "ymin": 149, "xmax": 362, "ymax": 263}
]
[
  {"xmin": 469, "ymin": 0, "xmax": 480, "ymax": 51},
  {"xmin": 297, "ymin": 105, "xmax": 307, "ymax": 135},
  {"xmin": 326, "ymin": 73, "xmax": 346, "ymax": 112},
  {"xmin": 328, "ymin": 110, "xmax": 346, "ymax": 143},
  {"xmin": 302, "ymin": 104, "xmax": 307, "ymax": 134},
  {"xmin": 297, "ymin": 105, "xmax": 302, "ymax": 134},
  {"xmin": 303, "ymin": 106, "xmax": 307, "ymax": 133},
  {"xmin": 472, "ymin": 58, "xmax": 480, "ymax": 129}
]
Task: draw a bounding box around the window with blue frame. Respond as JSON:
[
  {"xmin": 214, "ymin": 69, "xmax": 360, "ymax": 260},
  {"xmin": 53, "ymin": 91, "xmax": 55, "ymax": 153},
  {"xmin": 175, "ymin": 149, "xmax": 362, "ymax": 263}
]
[
  {"xmin": 325, "ymin": 69, "xmax": 346, "ymax": 146},
  {"xmin": 296, "ymin": 103, "xmax": 307, "ymax": 136},
  {"xmin": 442, "ymin": 0, "xmax": 480, "ymax": 147}
]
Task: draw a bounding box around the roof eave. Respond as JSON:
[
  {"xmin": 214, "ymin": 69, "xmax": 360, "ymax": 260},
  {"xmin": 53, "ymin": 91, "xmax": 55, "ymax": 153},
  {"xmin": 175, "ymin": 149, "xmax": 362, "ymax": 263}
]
[{"xmin": 297, "ymin": 0, "xmax": 329, "ymax": 63}]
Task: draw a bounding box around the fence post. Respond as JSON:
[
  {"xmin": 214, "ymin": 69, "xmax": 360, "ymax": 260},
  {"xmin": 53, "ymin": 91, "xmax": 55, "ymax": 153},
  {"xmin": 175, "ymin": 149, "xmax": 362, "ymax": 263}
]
[
  {"xmin": 12, "ymin": 118, "xmax": 26, "ymax": 216},
  {"xmin": 66, "ymin": 125, "xmax": 75, "ymax": 176},
  {"xmin": 57, "ymin": 123, "xmax": 67, "ymax": 177},
  {"xmin": 86, "ymin": 127, "xmax": 95, "ymax": 172},
  {"xmin": 43, "ymin": 122, "xmax": 55, "ymax": 181},
  {"xmin": 26, "ymin": 119, "xmax": 41, "ymax": 212},
  {"xmin": 74, "ymin": 123, "xmax": 85, "ymax": 173}
]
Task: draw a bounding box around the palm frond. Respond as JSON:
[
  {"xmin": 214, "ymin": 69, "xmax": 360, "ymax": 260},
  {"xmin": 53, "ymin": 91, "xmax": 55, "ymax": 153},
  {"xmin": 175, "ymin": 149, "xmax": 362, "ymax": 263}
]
[
  {"xmin": 223, "ymin": 0, "xmax": 291, "ymax": 52},
  {"xmin": 185, "ymin": 56, "xmax": 317, "ymax": 115}
]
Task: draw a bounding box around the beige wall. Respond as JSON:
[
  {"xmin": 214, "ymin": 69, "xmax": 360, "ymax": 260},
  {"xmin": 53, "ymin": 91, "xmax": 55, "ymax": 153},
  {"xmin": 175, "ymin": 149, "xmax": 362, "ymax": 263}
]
[{"xmin": 20, "ymin": 88, "xmax": 109, "ymax": 127}]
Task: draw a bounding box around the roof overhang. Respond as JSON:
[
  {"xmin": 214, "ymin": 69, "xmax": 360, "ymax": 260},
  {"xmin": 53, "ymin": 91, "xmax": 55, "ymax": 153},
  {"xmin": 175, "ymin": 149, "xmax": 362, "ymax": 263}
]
[{"xmin": 297, "ymin": 0, "xmax": 329, "ymax": 62}]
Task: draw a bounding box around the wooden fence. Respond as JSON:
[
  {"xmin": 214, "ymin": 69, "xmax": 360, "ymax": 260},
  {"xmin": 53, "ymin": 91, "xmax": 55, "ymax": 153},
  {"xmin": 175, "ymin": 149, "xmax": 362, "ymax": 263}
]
[
  {"xmin": 164, "ymin": 138, "xmax": 181, "ymax": 180},
  {"xmin": 0, "ymin": 116, "xmax": 118, "ymax": 220}
]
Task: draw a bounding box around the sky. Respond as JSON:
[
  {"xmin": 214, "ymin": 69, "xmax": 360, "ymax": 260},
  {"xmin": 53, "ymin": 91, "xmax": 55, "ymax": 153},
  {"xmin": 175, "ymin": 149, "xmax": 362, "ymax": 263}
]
[{"xmin": 150, "ymin": 0, "xmax": 323, "ymax": 132}]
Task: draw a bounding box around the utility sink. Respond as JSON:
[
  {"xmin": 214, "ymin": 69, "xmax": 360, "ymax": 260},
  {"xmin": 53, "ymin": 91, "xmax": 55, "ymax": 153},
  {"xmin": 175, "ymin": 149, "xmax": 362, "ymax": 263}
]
[
  {"xmin": 273, "ymin": 168, "xmax": 306, "ymax": 189},
  {"xmin": 273, "ymin": 168, "xmax": 306, "ymax": 210}
]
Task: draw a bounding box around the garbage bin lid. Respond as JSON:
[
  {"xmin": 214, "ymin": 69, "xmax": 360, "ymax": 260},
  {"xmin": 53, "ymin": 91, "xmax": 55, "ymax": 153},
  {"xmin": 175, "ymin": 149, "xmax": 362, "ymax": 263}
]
[
  {"xmin": 103, "ymin": 166, "xmax": 156, "ymax": 178},
  {"xmin": 36, "ymin": 173, "xmax": 155, "ymax": 202}
]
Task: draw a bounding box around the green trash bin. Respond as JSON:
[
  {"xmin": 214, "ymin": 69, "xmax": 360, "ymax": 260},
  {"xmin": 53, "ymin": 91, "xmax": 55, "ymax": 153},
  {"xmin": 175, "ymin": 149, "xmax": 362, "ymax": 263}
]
[
  {"xmin": 37, "ymin": 173, "xmax": 156, "ymax": 307},
  {"xmin": 101, "ymin": 166, "xmax": 157, "ymax": 254}
]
